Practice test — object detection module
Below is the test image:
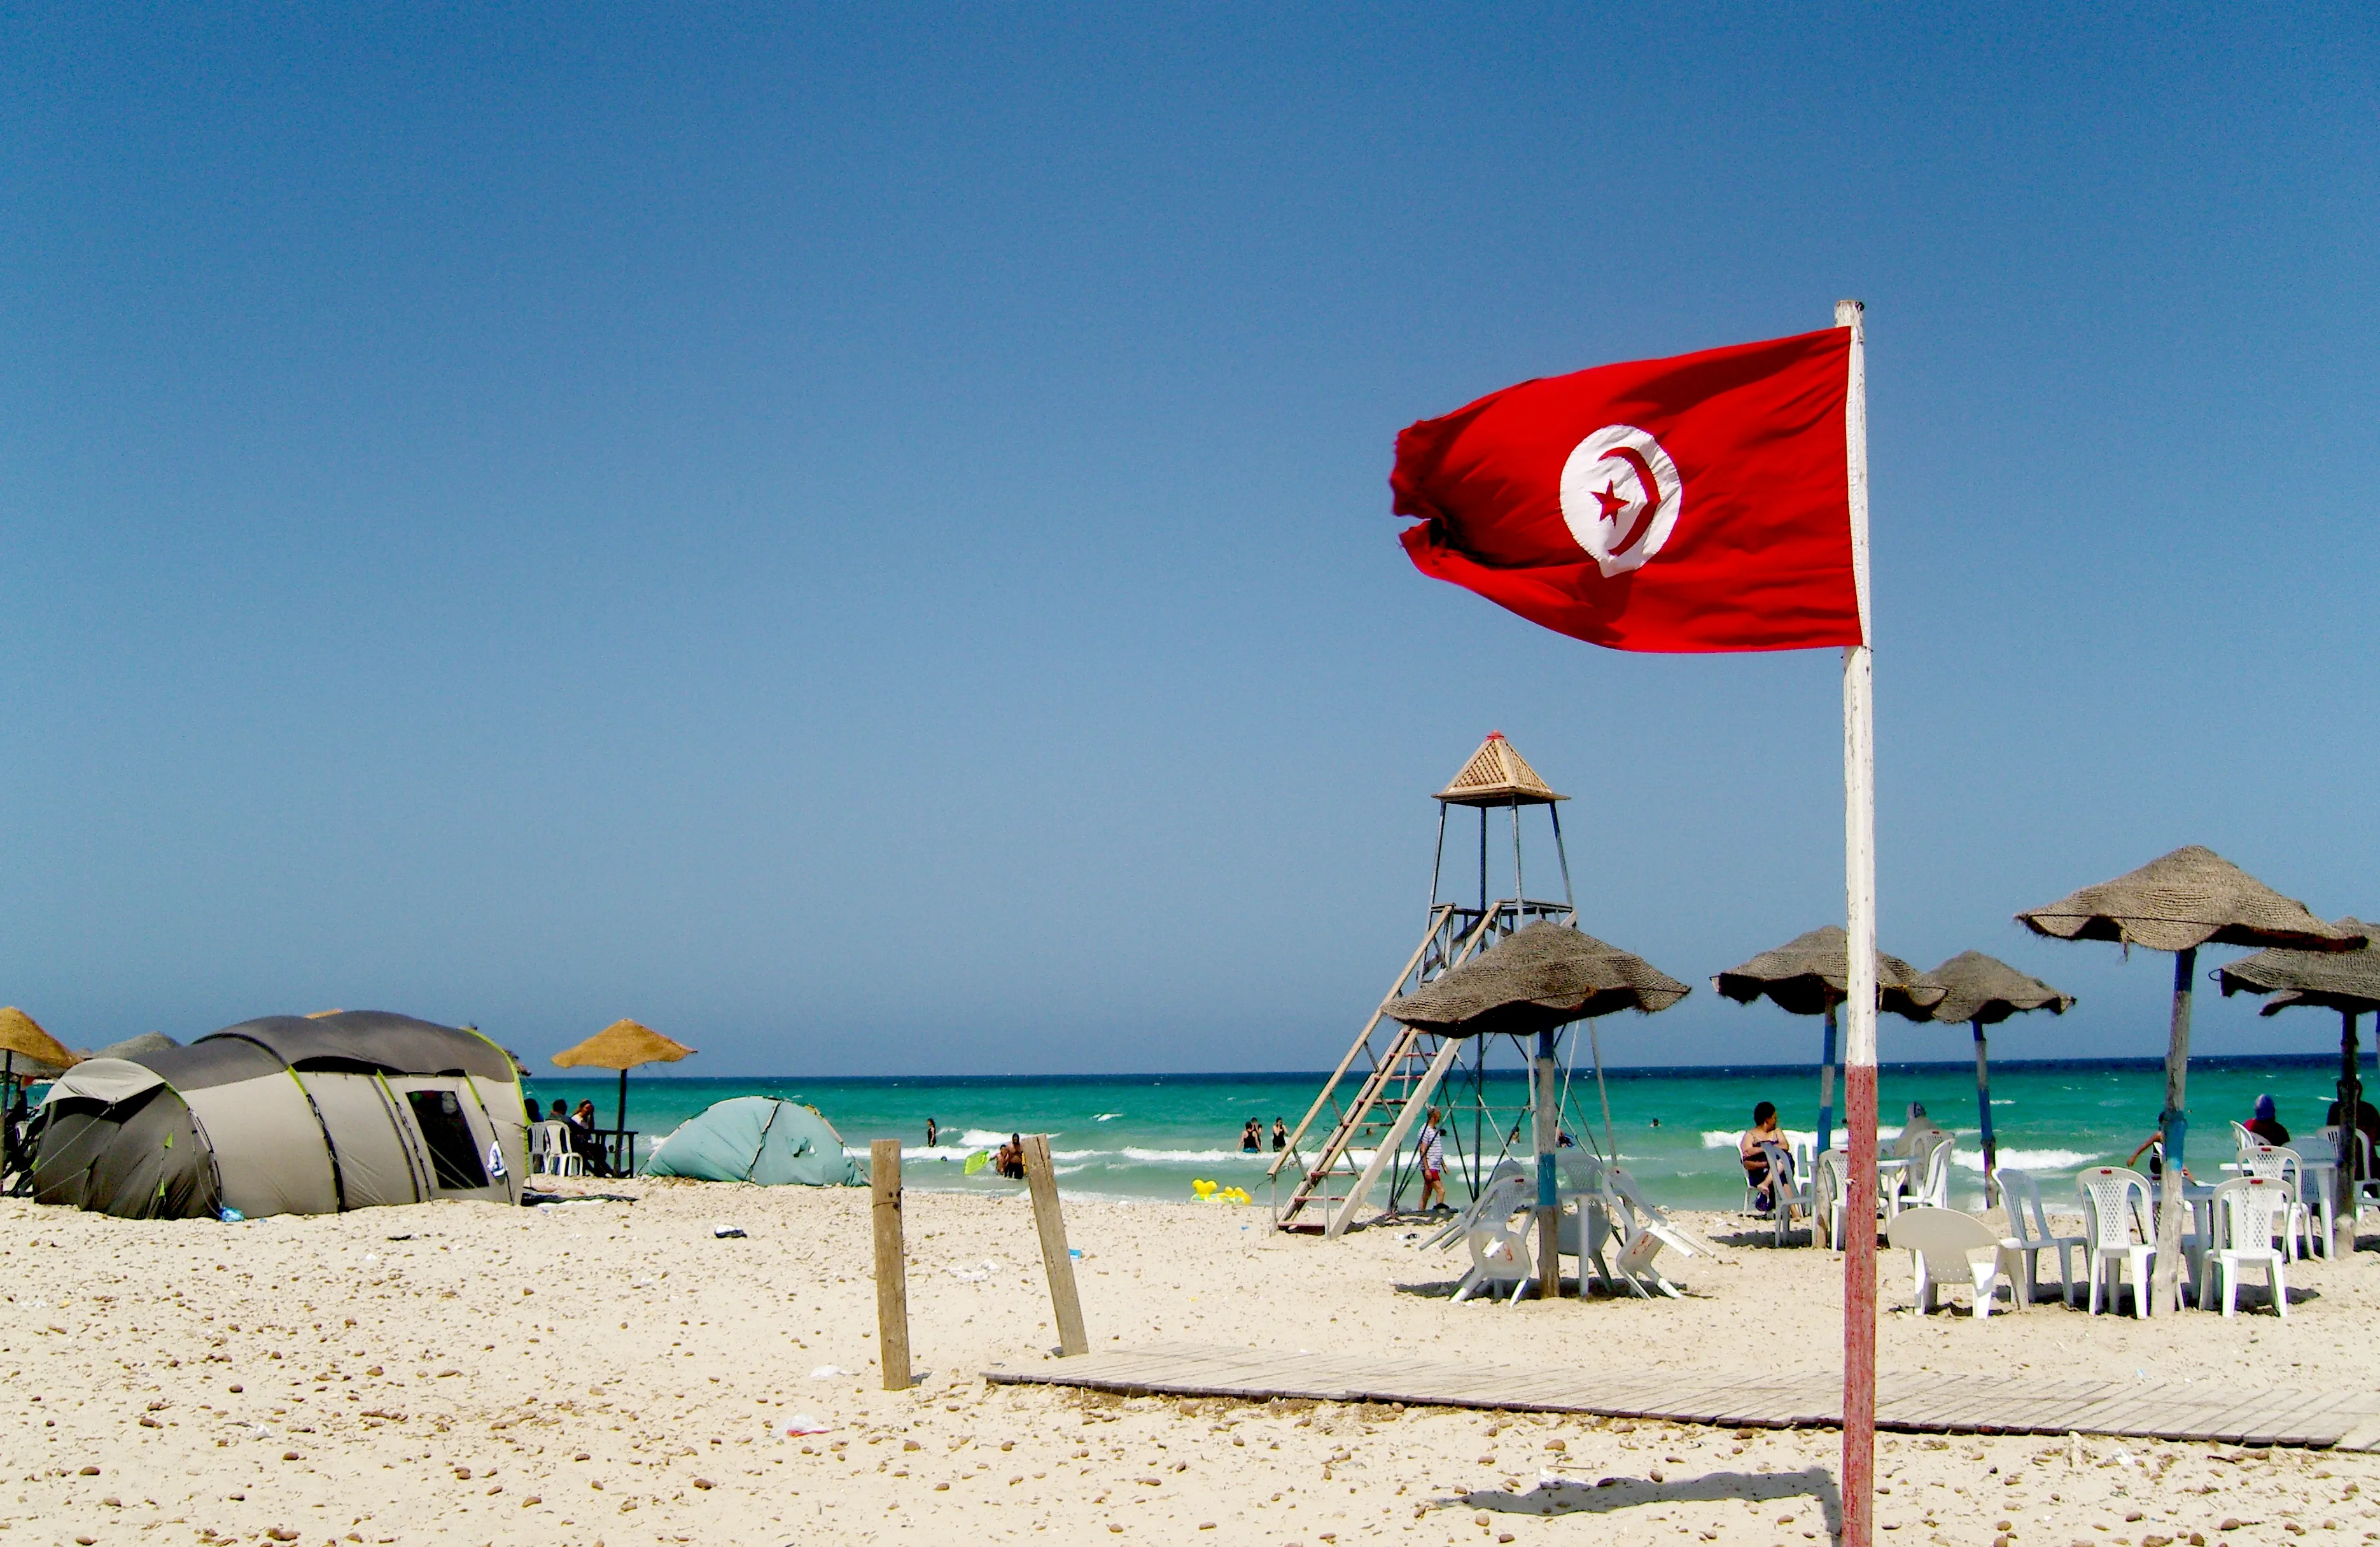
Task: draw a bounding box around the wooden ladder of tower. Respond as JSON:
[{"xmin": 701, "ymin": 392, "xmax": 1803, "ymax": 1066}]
[{"xmin": 1268, "ymin": 903, "xmax": 1501, "ymax": 1233}]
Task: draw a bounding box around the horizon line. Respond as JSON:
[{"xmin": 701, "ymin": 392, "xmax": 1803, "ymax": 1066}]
[{"xmin": 523, "ymin": 1050, "xmax": 2363, "ymax": 1085}]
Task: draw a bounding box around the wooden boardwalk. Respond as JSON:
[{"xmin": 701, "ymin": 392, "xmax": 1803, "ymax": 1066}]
[{"xmin": 984, "ymin": 1341, "xmax": 2380, "ymax": 1452}]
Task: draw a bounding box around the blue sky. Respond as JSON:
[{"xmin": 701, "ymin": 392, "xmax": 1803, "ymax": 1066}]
[{"xmin": 3, "ymin": 6, "xmax": 2374, "ymax": 1075}]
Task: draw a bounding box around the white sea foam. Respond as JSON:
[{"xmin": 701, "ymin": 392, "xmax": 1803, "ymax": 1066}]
[
  {"xmin": 859, "ymin": 1143, "xmax": 1280, "ymax": 1170},
  {"xmin": 1701, "ymin": 1128, "xmax": 1819, "ymax": 1151},
  {"xmin": 1095, "ymin": 1113, "xmax": 1122, "ymax": 1122},
  {"xmin": 1956, "ymin": 1147, "xmax": 2097, "ymax": 1172}
]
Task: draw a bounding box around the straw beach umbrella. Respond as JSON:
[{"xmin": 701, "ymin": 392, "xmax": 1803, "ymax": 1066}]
[
  {"xmin": 552, "ymin": 1019, "xmax": 697, "ymax": 1173},
  {"xmin": 2017, "ymin": 845, "xmax": 2363, "ymax": 1312},
  {"xmin": 0, "ymin": 1005, "xmax": 76, "ymax": 1085},
  {"xmin": 1713, "ymin": 927, "xmax": 1948, "ymax": 1159},
  {"xmin": 1386, "ymin": 920, "xmax": 1690, "ymax": 1298},
  {"xmin": 2217, "ymin": 917, "xmax": 2380, "ymax": 1253},
  {"xmin": 1924, "ymin": 952, "xmax": 2073, "ymax": 1200}
]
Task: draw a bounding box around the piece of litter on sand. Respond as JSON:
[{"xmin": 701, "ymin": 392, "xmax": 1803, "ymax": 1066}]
[
  {"xmin": 809, "ymin": 1366, "xmax": 852, "ymax": 1380},
  {"xmin": 784, "ymin": 1414, "xmax": 831, "ymax": 1436},
  {"xmin": 713, "ymin": 1225, "xmax": 748, "ymax": 1239}
]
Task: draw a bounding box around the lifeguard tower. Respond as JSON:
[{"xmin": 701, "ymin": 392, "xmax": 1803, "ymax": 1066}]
[{"xmin": 1270, "ymin": 732, "xmax": 1600, "ymax": 1235}]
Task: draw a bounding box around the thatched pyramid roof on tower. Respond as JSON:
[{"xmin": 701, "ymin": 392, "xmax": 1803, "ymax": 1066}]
[{"xmin": 1436, "ymin": 732, "xmax": 1565, "ymax": 807}]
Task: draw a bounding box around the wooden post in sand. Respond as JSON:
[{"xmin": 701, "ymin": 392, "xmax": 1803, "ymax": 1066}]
[
  {"xmin": 870, "ymin": 1138, "xmax": 911, "ymax": 1390},
  {"xmin": 1022, "ymin": 1134, "xmax": 1089, "ymax": 1355}
]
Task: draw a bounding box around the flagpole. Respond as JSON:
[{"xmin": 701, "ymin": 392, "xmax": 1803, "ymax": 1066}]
[{"xmin": 1836, "ymin": 296, "xmax": 1878, "ymax": 1547}]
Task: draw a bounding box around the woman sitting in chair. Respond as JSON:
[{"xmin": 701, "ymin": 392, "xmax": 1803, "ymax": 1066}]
[{"xmin": 1740, "ymin": 1102, "xmax": 1792, "ymax": 1215}]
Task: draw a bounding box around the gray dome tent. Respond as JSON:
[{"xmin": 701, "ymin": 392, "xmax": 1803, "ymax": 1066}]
[{"xmin": 31, "ymin": 1011, "xmax": 529, "ymax": 1219}]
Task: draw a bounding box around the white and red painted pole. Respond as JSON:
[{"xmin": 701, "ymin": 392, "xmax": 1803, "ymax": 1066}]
[{"xmin": 1836, "ymin": 296, "xmax": 1878, "ymax": 1547}]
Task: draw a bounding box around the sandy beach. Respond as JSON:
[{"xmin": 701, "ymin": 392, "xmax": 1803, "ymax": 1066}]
[{"xmin": 9, "ymin": 1180, "xmax": 2380, "ymax": 1546}]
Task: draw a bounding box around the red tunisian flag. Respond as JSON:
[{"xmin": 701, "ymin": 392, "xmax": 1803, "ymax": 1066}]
[{"xmin": 1393, "ymin": 326, "xmax": 1861, "ymax": 652}]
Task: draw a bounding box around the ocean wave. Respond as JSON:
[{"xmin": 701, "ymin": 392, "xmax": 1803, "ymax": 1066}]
[
  {"xmin": 1117, "ymin": 1146, "xmax": 1270, "ymax": 1165},
  {"xmin": 860, "ymin": 1144, "xmax": 1286, "ymax": 1168},
  {"xmin": 1096, "ymin": 1113, "xmax": 1122, "ymax": 1122},
  {"xmin": 1956, "ymin": 1147, "xmax": 2098, "ymax": 1172},
  {"xmin": 1700, "ymin": 1128, "xmax": 1819, "ymax": 1151}
]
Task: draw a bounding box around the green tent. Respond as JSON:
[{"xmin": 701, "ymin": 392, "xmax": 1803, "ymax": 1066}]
[{"xmin": 643, "ymin": 1096, "xmax": 864, "ymax": 1186}]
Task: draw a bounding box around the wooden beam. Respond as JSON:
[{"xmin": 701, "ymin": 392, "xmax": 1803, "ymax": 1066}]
[
  {"xmin": 1022, "ymin": 1133, "xmax": 1089, "ymax": 1357},
  {"xmin": 1326, "ymin": 1037, "xmax": 1464, "ymax": 1238},
  {"xmin": 1268, "ymin": 904, "xmax": 1454, "ymax": 1182},
  {"xmin": 1293, "ymin": 904, "xmax": 1508, "ymax": 1222},
  {"xmin": 870, "ymin": 1138, "xmax": 911, "ymax": 1390}
]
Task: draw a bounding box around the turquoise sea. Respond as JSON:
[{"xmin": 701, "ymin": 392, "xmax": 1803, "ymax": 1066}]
[{"xmin": 527, "ymin": 1053, "xmax": 2367, "ymax": 1212}]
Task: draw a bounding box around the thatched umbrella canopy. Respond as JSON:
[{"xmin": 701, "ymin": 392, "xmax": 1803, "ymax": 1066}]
[
  {"xmin": 2218, "ymin": 919, "xmax": 2380, "ymax": 1016},
  {"xmin": 2017, "ymin": 846, "xmax": 2363, "ymax": 1309},
  {"xmin": 1714, "ymin": 926, "xmax": 1947, "ymax": 1020},
  {"xmin": 1385, "ymin": 921, "xmax": 1688, "ymax": 1297},
  {"xmin": 2218, "ymin": 917, "xmax": 2380, "ymax": 1234},
  {"xmin": 1387, "ymin": 920, "xmax": 1690, "ymax": 1039},
  {"xmin": 94, "ymin": 1032, "xmax": 179, "ymax": 1061},
  {"xmin": 1925, "ymin": 952, "xmax": 2075, "ymax": 1193},
  {"xmin": 553, "ymin": 1019, "xmax": 697, "ymax": 1170},
  {"xmin": 1713, "ymin": 927, "xmax": 1947, "ymax": 1157},
  {"xmin": 0, "ymin": 1007, "xmax": 76, "ymax": 1079},
  {"xmin": 2016, "ymin": 844, "xmax": 2356, "ymax": 953}
]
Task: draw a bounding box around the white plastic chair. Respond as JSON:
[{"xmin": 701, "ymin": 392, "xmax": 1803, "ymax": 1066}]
[
  {"xmin": 2239, "ymin": 1145, "xmax": 2316, "ymax": 1260},
  {"xmin": 1556, "ymin": 1193, "xmax": 1614, "ymax": 1288},
  {"xmin": 1994, "ymin": 1168, "xmax": 2084, "ymax": 1308},
  {"xmin": 1451, "ymin": 1175, "xmax": 1536, "ymax": 1304},
  {"xmin": 1905, "ymin": 1133, "xmax": 1955, "ymax": 1212},
  {"xmin": 1754, "ymin": 1140, "xmax": 1812, "ymax": 1247},
  {"xmin": 1812, "ymin": 1148, "xmax": 1847, "ymax": 1250},
  {"xmin": 1814, "ymin": 1147, "xmax": 1900, "ymax": 1251},
  {"xmin": 533, "ymin": 1120, "xmax": 585, "ymax": 1177},
  {"xmin": 2318, "ymin": 1124, "xmax": 2380, "ymax": 1223},
  {"xmin": 1438, "ymin": 1155, "xmax": 1614, "ymax": 1292},
  {"xmin": 2208, "ymin": 1175, "xmax": 2292, "ymax": 1319},
  {"xmin": 2313, "ymin": 1124, "xmax": 2372, "ymax": 1246},
  {"xmin": 1603, "ymin": 1166, "xmax": 1698, "ymax": 1299},
  {"xmin": 2076, "ymin": 1166, "xmax": 2158, "ymax": 1319},
  {"xmin": 1886, "ymin": 1206, "xmax": 2022, "ymax": 1317},
  {"xmin": 1422, "ymin": 1160, "xmax": 1522, "ymax": 1250},
  {"xmin": 1739, "ymin": 1132, "xmax": 1784, "ymax": 1214}
]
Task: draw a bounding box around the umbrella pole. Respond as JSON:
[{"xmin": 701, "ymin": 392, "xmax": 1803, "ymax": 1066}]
[
  {"xmin": 1589, "ymin": 1019, "xmax": 1616, "ymax": 1163},
  {"xmin": 2339, "ymin": 1009, "xmax": 2362, "ymax": 1256},
  {"xmin": 617, "ymin": 1068, "xmax": 630, "ymax": 1175},
  {"xmin": 1533, "ymin": 1028, "xmax": 1558, "ymax": 1299},
  {"xmin": 1972, "ymin": 1019, "xmax": 1998, "ymax": 1207},
  {"xmin": 1817, "ymin": 1002, "xmax": 1838, "ymax": 1158},
  {"xmin": 2152, "ymin": 946, "xmax": 2196, "ymax": 1315}
]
